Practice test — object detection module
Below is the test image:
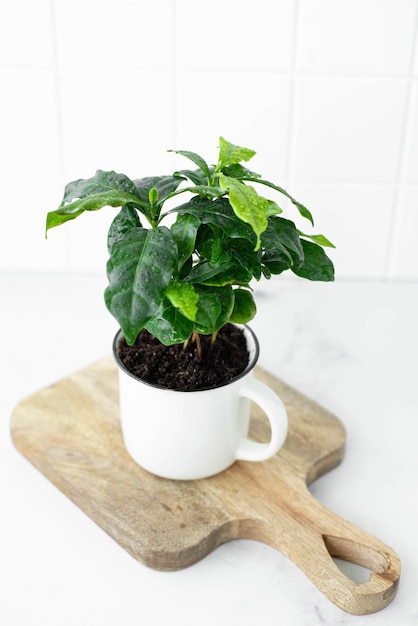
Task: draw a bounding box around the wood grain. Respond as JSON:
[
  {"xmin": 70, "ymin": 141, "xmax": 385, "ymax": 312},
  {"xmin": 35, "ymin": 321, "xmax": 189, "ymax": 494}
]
[{"xmin": 10, "ymin": 357, "xmax": 401, "ymax": 615}]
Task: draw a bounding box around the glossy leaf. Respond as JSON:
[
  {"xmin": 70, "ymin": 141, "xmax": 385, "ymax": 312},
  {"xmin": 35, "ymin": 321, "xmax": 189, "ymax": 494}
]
[
  {"xmin": 166, "ymin": 280, "xmax": 199, "ymax": 321},
  {"xmin": 220, "ymin": 163, "xmax": 261, "ymax": 180},
  {"xmin": 174, "ymin": 197, "xmax": 256, "ymax": 244},
  {"xmin": 291, "ymin": 240, "xmax": 335, "ymax": 282},
  {"xmin": 46, "ymin": 170, "xmax": 163, "ymax": 232},
  {"xmin": 298, "ymin": 231, "xmax": 336, "ymax": 248},
  {"xmin": 230, "ymin": 289, "xmax": 257, "ymax": 324},
  {"xmin": 105, "ymin": 223, "xmax": 178, "ymax": 345},
  {"xmin": 261, "ymin": 217, "xmax": 304, "ymax": 266},
  {"xmin": 145, "ymin": 300, "xmax": 194, "ymax": 345},
  {"xmin": 261, "ymin": 251, "xmax": 293, "ymax": 276},
  {"xmin": 217, "ymin": 137, "xmax": 256, "ymax": 169},
  {"xmin": 62, "ymin": 170, "xmax": 139, "ymax": 203},
  {"xmin": 46, "ymin": 189, "xmax": 145, "ymax": 232},
  {"xmin": 169, "ymin": 149, "xmax": 211, "ymax": 183},
  {"xmin": 171, "ymin": 213, "xmax": 200, "ymax": 271},
  {"xmin": 199, "ymin": 232, "xmax": 261, "ymax": 281},
  {"xmin": 188, "ymin": 185, "xmax": 225, "ymax": 198},
  {"xmin": 266, "ymin": 200, "xmax": 283, "ymax": 216},
  {"xmin": 229, "ymin": 240, "xmax": 262, "ymax": 281},
  {"xmin": 186, "ymin": 260, "xmax": 235, "ymax": 285},
  {"xmin": 173, "ymin": 168, "xmax": 209, "ymax": 186},
  {"xmin": 219, "ymin": 174, "xmax": 268, "ymax": 250},
  {"xmin": 194, "ymin": 286, "xmax": 235, "ymax": 335},
  {"xmin": 107, "ymin": 205, "xmax": 142, "ymax": 253},
  {"xmin": 133, "ymin": 175, "xmax": 184, "ymax": 206},
  {"xmin": 195, "ymin": 225, "xmax": 231, "ymax": 264},
  {"xmin": 239, "ymin": 175, "xmax": 315, "ymax": 226}
]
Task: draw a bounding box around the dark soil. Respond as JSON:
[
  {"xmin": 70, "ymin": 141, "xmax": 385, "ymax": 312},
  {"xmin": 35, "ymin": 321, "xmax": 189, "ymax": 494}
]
[{"xmin": 117, "ymin": 323, "xmax": 250, "ymax": 391}]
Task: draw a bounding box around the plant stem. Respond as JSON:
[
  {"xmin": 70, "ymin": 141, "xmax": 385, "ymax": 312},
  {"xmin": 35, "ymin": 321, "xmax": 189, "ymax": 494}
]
[
  {"xmin": 210, "ymin": 167, "xmax": 220, "ymax": 188},
  {"xmin": 192, "ymin": 330, "xmax": 202, "ymax": 359}
]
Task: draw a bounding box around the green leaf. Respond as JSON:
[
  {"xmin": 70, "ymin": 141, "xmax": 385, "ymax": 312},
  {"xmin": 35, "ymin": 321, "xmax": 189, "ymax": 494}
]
[
  {"xmin": 220, "ymin": 163, "xmax": 261, "ymax": 180},
  {"xmin": 46, "ymin": 189, "xmax": 145, "ymax": 232},
  {"xmin": 195, "ymin": 225, "xmax": 231, "ymax": 264},
  {"xmin": 148, "ymin": 187, "xmax": 158, "ymax": 205},
  {"xmin": 291, "ymin": 240, "xmax": 335, "ymax": 282},
  {"xmin": 261, "ymin": 217, "xmax": 306, "ymax": 276},
  {"xmin": 261, "ymin": 217, "xmax": 304, "ymax": 266},
  {"xmin": 133, "ymin": 175, "xmax": 184, "ymax": 206},
  {"xmin": 173, "ymin": 168, "xmax": 209, "ymax": 186},
  {"xmin": 107, "ymin": 205, "xmax": 142, "ymax": 253},
  {"xmin": 196, "ymin": 225, "xmax": 262, "ymax": 281},
  {"xmin": 194, "ymin": 286, "xmax": 235, "ymax": 335},
  {"xmin": 188, "ymin": 259, "xmax": 255, "ymax": 287},
  {"xmin": 217, "ymin": 137, "xmax": 256, "ymax": 169},
  {"xmin": 166, "ymin": 280, "xmax": 199, "ymax": 321},
  {"xmin": 156, "ymin": 184, "xmax": 225, "ymax": 210},
  {"xmin": 209, "ymin": 236, "xmax": 226, "ymax": 263},
  {"xmin": 186, "ymin": 260, "xmax": 235, "ymax": 285},
  {"xmin": 262, "ymin": 265, "xmax": 272, "ymax": 279},
  {"xmin": 169, "ymin": 149, "xmax": 211, "ymax": 183},
  {"xmin": 62, "ymin": 170, "xmax": 139, "ymax": 203},
  {"xmin": 289, "ymin": 198, "xmax": 314, "ymax": 226},
  {"xmin": 298, "ymin": 231, "xmax": 336, "ymax": 248},
  {"xmin": 174, "ymin": 197, "xmax": 256, "ymax": 244},
  {"xmin": 189, "ymin": 185, "xmax": 225, "ymax": 198},
  {"xmin": 266, "ymin": 200, "xmax": 283, "ymax": 216},
  {"xmin": 194, "ymin": 233, "xmax": 261, "ymax": 287},
  {"xmin": 46, "ymin": 170, "xmax": 156, "ymax": 233},
  {"xmin": 145, "ymin": 300, "xmax": 194, "ymax": 345},
  {"xmin": 239, "ymin": 175, "xmax": 315, "ymax": 226},
  {"xmin": 229, "ymin": 240, "xmax": 262, "ymax": 280},
  {"xmin": 219, "ymin": 174, "xmax": 268, "ymax": 251},
  {"xmin": 230, "ymin": 289, "xmax": 257, "ymax": 324},
  {"xmin": 261, "ymin": 251, "xmax": 292, "ymax": 276},
  {"xmin": 171, "ymin": 213, "xmax": 200, "ymax": 271},
  {"xmin": 104, "ymin": 224, "xmax": 178, "ymax": 345}
]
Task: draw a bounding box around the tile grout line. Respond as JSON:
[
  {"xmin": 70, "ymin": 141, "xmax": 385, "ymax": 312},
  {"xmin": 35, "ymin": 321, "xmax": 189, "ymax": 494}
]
[
  {"xmin": 50, "ymin": 0, "xmax": 71, "ymax": 271},
  {"xmin": 283, "ymin": 0, "xmax": 300, "ymax": 188},
  {"xmin": 15, "ymin": 63, "xmax": 416, "ymax": 83},
  {"xmin": 171, "ymin": 0, "xmax": 178, "ymax": 156},
  {"xmin": 384, "ymin": 4, "xmax": 418, "ymax": 280},
  {"xmin": 50, "ymin": 0, "xmax": 66, "ymax": 180}
]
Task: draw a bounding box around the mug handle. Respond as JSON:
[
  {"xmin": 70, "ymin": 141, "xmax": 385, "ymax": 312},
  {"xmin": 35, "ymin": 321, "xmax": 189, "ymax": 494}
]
[{"xmin": 235, "ymin": 377, "xmax": 288, "ymax": 462}]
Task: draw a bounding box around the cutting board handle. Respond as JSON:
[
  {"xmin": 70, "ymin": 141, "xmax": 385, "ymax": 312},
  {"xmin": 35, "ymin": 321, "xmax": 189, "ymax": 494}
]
[
  {"xmin": 265, "ymin": 488, "xmax": 401, "ymax": 615},
  {"xmin": 236, "ymin": 377, "xmax": 288, "ymax": 462}
]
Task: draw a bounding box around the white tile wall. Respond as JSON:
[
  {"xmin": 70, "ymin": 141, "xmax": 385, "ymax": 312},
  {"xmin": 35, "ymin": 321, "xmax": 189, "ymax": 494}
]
[
  {"xmin": 59, "ymin": 68, "xmax": 175, "ymax": 180},
  {"xmin": 3, "ymin": 178, "xmax": 70, "ymax": 273},
  {"xmin": 0, "ymin": 0, "xmax": 54, "ymax": 67},
  {"xmin": 55, "ymin": 0, "xmax": 174, "ymax": 69},
  {"xmin": 1, "ymin": 0, "xmax": 418, "ymax": 280},
  {"xmin": 0, "ymin": 69, "xmax": 62, "ymax": 175},
  {"xmin": 175, "ymin": 0, "xmax": 296, "ymax": 72},
  {"xmin": 403, "ymin": 81, "xmax": 418, "ymax": 183},
  {"xmin": 389, "ymin": 184, "xmax": 418, "ymax": 279},
  {"xmin": 175, "ymin": 72, "xmax": 292, "ymax": 181},
  {"xmin": 296, "ymin": 0, "xmax": 417, "ymax": 76},
  {"xmin": 289, "ymin": 77, "xmax": 408, "ymax": 182},
  {"xmin": 292, "ymin": 183, "xmax": 396, "ymax": 278}
]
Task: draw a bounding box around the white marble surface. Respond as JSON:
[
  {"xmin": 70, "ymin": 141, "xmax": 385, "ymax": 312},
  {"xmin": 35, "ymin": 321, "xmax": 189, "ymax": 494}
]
[{"xmin": 1, "ymin": 272, "xmax": 417, "ymax": 625}]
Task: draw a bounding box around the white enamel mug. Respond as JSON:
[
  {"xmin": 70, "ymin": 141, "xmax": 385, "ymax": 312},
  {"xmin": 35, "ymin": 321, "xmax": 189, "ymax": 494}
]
[{"xmin": 113, "ymin": 325, "xmax": 288, "ymax": 480}]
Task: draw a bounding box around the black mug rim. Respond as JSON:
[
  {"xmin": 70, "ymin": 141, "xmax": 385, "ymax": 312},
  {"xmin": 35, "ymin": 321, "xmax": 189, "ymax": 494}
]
[{"xmin": 112, "ymin": 324, "xmax": 260, "ymax": 393}]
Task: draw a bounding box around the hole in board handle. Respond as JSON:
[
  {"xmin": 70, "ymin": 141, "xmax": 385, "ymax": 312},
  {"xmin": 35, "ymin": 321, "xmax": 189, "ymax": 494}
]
[
  {"xmin": 332, "ymin": 558, "xmax": 371, "ymax": 584},
  {"xmin": 323, "ymin": 535, "xmax": 388, "ymax": 584}
]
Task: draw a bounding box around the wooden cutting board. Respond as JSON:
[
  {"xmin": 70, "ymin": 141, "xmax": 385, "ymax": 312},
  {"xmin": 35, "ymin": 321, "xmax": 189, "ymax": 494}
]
[{"xmin": 10, "ymin": 357, "xmax": 400, "ymax": 615}]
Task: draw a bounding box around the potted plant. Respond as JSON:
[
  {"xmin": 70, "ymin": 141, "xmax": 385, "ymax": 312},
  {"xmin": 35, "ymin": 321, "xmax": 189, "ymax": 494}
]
[{"xmin": 46, "ymin": 137, "xmax": 334, "ymax": 480}]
